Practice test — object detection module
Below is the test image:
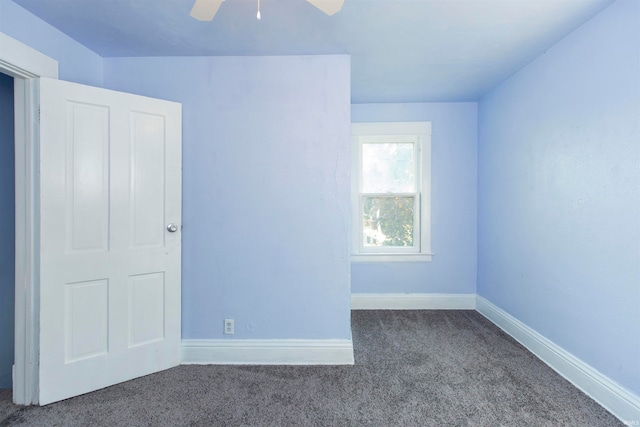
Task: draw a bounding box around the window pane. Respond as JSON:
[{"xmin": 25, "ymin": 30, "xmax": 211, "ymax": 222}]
[
  {"xmin": 363, "ymin": 196, "xmax": 414, "ymax": 247},
  {"xmin": 362, "ymin": 143, "xmax": 415, "ymax": 193}
]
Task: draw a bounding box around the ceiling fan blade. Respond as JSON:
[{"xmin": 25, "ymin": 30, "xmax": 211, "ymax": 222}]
[
  {"xmin": 190, "ymin": 0, "xmax": 224, "ymax": 21},
  {"xmin": 306, "ymin": 0, "xmax": 344, "ymax": 16}
]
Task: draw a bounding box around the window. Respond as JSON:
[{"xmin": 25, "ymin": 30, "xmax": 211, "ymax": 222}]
[{"xmin": 351, "ymin": 122, "xmax": 432, "ymax": 262}]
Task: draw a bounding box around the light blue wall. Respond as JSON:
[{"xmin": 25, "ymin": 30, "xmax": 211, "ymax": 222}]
[
  {"xmin": 0, "ymin": 0, "xmax": 103, "ymax": 86},
  {"xmin": 0, "ymin": 72, "xmax": 14, "ymax": 389},
  {"xmin": 351, "ymin": 103, "xmax": 477, "ymax": 294},
  {"xmin": 104, "ymin": 55, "xmax": 352, "ymax": 340},
  {"xmin": 478, "ymin": 0, "xmax": 640, "ymax": 395}
]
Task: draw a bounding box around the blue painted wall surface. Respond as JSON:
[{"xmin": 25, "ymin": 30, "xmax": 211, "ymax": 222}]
[
  {"xmin": 351, "ymin": 103, "xmax": 477, "ymax": 295},
  {"xmin": 0, "ymin": 72, "xmax": 14, "ymax": 389},
  {"xmin": 478, "ymin": 0, "xmax": 640, "ymax": 395},
  {"xmin": 0, "ymin": 0, "xmax": 103, "ymax": 86},
  {"xmin": 104, "ymin": 55, "xmax": 352, "ymax": 340}
]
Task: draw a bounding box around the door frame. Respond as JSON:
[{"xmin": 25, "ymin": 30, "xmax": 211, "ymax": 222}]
[{"xmin": 0, "ymin": 32, "xmax": 59, "ymax": 405}]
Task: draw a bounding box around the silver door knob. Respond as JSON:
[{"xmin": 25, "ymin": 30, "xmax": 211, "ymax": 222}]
[{"xmin": 167, "ymin": 223, "xmax": 178, "ymax": 233}]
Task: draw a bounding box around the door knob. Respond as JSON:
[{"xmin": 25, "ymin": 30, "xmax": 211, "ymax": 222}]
[{"xmin": 167, "ymin": 223, "xmax": 178, "ymax": 233}]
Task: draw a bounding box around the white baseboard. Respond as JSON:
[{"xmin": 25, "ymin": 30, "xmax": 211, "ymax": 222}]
[
  {"xmin": 351, "ymin": 293, "xmax": 476, "ymax": 310},
  {"xmin": 181, "ymin": 339, "xmax": 354, "ymax": 365},
  {"xmin": 476, "ymin": 296, "xmax": 640, "ymax": 424}
]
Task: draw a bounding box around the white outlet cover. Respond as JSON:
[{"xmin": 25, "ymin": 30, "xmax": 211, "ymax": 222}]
[{"xmin": 224, "ymin": 319, "xmax": 234, "ymax": 335}]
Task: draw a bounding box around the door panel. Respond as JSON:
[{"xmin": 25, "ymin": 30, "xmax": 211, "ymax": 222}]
[
  {"xmin": 131, "ymin": 112, "xmax": 166, "ymax": 248},
  {"xmin": 38, "ymin": 77, "xmax": 182, "ymax": 405},
  {"xmin": 128, "ymin": 272, "xmax": 165, "ymax": 347},
  {"xmin": 65, "ymin": 279, "xmax": 109, "ymax": 362},
  {"xmin": 66, "ymin": 101, "xmax": 110, "ymax": 253}
]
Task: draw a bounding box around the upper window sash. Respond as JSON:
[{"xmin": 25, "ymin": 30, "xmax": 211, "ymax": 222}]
[{"xmin": 359, "ymin": 135, "xmax": 419, "ymax": 194}]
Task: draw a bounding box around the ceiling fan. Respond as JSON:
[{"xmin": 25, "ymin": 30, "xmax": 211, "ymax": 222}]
[{"xmin": 190, "ymin": 0, "xmax": 345, "ymax": 21}]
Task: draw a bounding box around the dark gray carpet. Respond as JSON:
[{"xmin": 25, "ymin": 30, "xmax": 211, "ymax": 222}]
[{"xmin": 0, "ymin": 310, "xmax": 622, "ymax": 426}]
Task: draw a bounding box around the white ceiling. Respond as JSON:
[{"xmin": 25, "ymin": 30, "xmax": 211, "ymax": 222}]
[{"xmin": 10, "ymin": 0, "xmax": 615, "ymax": 103}]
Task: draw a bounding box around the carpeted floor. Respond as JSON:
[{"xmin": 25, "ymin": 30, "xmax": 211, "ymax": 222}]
[{"xmin": 0, "ymin": 310, "xmax": 623, "ymax": 426}]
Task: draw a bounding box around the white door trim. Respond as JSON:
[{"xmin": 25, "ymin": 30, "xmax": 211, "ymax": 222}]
[
  {"xmin": 0, "ymin": 33, "xmax": 58, "ymax": 79},
  {"xmin": 0, "ymin": 31, "xmax": 59, "ymax": 405}
]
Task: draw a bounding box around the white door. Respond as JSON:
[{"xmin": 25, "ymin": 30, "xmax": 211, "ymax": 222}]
[{"xmin": 38, "ymin": 77, "xmax": 182, "ymax": 405}]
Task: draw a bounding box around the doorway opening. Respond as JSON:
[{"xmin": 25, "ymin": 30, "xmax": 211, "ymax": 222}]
[
  {"xmin": 0, "ymin": 71, "xmax": 15, "ymax": 391},
  {"xmin": 1, "ymin": 31, "xmax": 59, "ymax": 405}
]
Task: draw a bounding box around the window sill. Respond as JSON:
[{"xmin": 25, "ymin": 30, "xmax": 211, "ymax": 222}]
[{"xmin": 351, "ymin": 253, "xmax": 433, "ymax": 263}]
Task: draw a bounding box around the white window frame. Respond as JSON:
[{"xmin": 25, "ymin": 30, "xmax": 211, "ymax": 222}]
[{"xmin": 351, "ymin": 122, "xmax": 432, "ymax": 263}]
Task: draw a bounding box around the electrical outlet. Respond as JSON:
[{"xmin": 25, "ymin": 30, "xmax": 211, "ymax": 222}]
[{"xmin": 224, "ymin": 319, "xmax": 234, "ymax": 335}]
